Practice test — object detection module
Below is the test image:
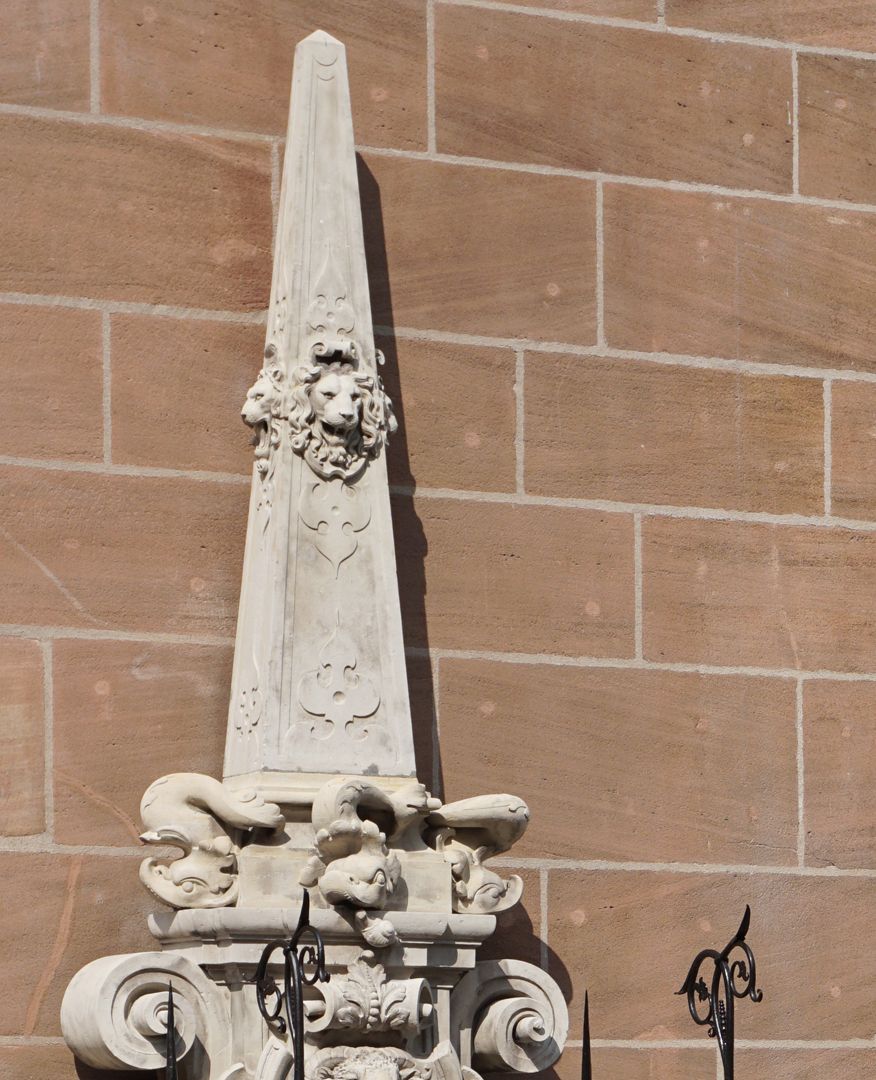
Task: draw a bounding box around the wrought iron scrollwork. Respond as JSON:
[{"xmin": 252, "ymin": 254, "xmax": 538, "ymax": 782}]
[
  {"xmin": 255, "ymin": 890, "xmax": 330, "ymax": 1080},
  {"xmin": 165, "ymin": 983, "xmax": 178, "ymax": 1080},
  {"xmin": 676, "ymin": 905, "xmax": 763, "ymax": 1080}
]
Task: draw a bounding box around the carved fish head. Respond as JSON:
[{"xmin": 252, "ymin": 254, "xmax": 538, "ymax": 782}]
[{"xmin": 318, "ymin": 850, "xmax": 400, "ymax": 909}]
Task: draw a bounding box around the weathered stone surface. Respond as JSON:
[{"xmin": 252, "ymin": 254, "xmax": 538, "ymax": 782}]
[
  {"xmin": 437, "ymin": 660, "xmax": 798, "ymax": 864},
  {"xmin": 436, "ymin": 6, "xmax": 793, "ymax": 190},
  {"xmin": 524, "ymin": 354, "xmax": 823, "ymax": 512},
  {"xmin": 0, "ymin": 0, "xmax": 90, "ymax": 109},
  {"xmin": 0, "ymin": 854, "xmax": 154, "ymax": 1037},
  {"xmin": 382, "ymin": 336, "xmax": 518, "ymax": 493},
  {"xmin": 736, "ymin": 1049, "xmax": 876, "ymax": 1079},
  {"xmin": 511, "ymin": 0, "xmax": 655, "ymax": 15},
  {"xmin": 643, "ymin": 517, "xmax": 876, "ymax": 671},
  {"xmin": 604, "ymin": 185, "xmax": 876, "ymax": 371},
  {"xmin": 799, "ymin": 55, "xmax": 876, "ymax": 203},
  {"xmin": 0, "ymin": 1044, "xmax": 155, "ymax": 1080},
  {"xmin": 831, "ymin": 380, "xmax": 876, "ymax": 520},
  {"xmin": 53, "ymin": 640, "xmax": 230, "ymax": 846},
  {"xmin": 0, "ymin": 466, "xmax": 245, "ymax": 635},
  {"xmin": 549, "ymin": 870, "xmax": 876, "ymax": 1039},
  {"xmin": 556, "ymin": 1046, "xmax": 716, "ymax": 1080},
  {"xmin": 0, "ymin": 116, "xmax": 271, "ymax": 309},
  {"xmin": 111, "ymin": 315, "xmax": 261, "ymax": 474},
  {"xmin": 0, "ymin": 304, "xmax": 102, "ymax": 462},
  {"xmin": 666, "ymin": 1, "xmax": 876, "ymax": 50},
  {"xmin": 394, "ymin": 496, "xmax": 635, "ymax": 655},
  {"xmin": 362, "ymin": 154, "xmax": 597, "ymax": 343},
  {"xmin": 0, "ymin": 638, "xmax": 45, "ymax": 837},
  {"xmin": 803, "ymin": 680, "xmax": 876, "ymax": 869},
  {"xmin": 101, "ymin": 0, "xmax": 428, "ymax": 148}
]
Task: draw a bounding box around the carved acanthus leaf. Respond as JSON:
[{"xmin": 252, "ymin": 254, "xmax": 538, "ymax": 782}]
[
  {"xmin": 312, "ymin": 950, "xmax": 432, "ymax": 1033},
  {"xmin": 139, "ymin": 773, "xmax": 284, "ymax": 909}
]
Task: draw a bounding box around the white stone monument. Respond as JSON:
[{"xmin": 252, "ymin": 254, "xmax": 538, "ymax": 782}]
[{"xmin": 60, "ymin": 32, "xmax": 568, "ymax": 1080}]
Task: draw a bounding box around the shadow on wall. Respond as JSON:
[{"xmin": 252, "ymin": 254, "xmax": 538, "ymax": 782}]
[
  {"xmin": 358, "ymin": 155, "xmax": 441, "ymax": 798},
  {"xmin": 358, "ymin": 158, "xmax": 573, "ymax": 1041}
]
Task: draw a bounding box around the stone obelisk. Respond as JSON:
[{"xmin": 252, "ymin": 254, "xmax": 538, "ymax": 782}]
[
  {"xmin": 60, "ymin": 33, "xmax": 568, "ymax": 1080},
  {"xmin": 225, "ymin": 30, "xmax": 416, "ymax": 790}
]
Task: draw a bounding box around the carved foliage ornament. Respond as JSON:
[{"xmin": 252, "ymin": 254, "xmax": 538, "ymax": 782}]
[
  {"xmin": 310, "ymin": 950, "xmax": 434, "ymax": 1034},
  {"xmin": 242, "ymin": 346, "xmax": 397, "ymax": 485}
]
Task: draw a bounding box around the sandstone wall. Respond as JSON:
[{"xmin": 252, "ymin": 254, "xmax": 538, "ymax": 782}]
[{"xmin": 2, "ymin": 3, "xmax": 876, "ymax": 1078}]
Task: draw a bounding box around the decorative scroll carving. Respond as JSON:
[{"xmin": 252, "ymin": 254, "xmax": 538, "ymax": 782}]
[
  {"xmin": 61, "ymin": 951, "xmax": 232, "ymax": 1078},
  {"xmin": 139, "ymin": 773, "xmax": 284, "ymax": 909},
  {"xmin": 307, "ymin": 241, "xmax": 357, "ymax": 352},
  {"xmin": 426, "ymin": 795, "xmax": 530, "ymax": 914},
  {"xmin": 300, "ymin": 478, "xmax": 371, "ymax": 575},
  {"xmin": 309, "ymin": 1042, "xmax": 464, "ymax": 1080},
  {"xmin": 298, "ymin": 618, "xmax": 380, "ymax": 739},
  {"xmin": 289, "ymin": 361, "xmax": 396, "ymax": 481},
  {"xmin": 450, "ymin": 961, "xmax": 568, "ymax": 1075},
  {"xmin": 300, "ymin": 778, "xmax": 440, "ymax": 912},
  {"xmin": 309, "ymin": 950, "xmax": 433, "ymax": 1033}
]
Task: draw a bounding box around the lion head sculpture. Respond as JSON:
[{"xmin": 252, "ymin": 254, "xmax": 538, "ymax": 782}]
[
  {"xmin": 241, "ymin": 348, "xmax": 288, "ymax": 477},
  {"xmin": 288, "ymin": 360, "xmax": 397, "ymax": 480},
  {"xmin": 312, "ymin": 1047, "xmax": 421, "ymax": 1080}
]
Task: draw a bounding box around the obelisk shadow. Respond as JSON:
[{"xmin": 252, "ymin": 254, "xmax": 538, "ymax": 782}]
[{"xmin": 358, "ymin": 157, "xmax": 442, "ymax": 798}]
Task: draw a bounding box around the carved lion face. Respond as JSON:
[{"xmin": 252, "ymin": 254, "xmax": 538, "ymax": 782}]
[
  {"xmin": 316, "ymin": 1047, "xmax": 420, "ymax": 1080},
  {"xmin": 308, "ymin": 370, "xmax": 364, "ymax": 442},
  {"xmin": 241, "ymin": 365, "xmax": 285, "ymax": 428},
  {"xmin": 289, "ymin": 360, "xmax": 396, "ymax": 481}
]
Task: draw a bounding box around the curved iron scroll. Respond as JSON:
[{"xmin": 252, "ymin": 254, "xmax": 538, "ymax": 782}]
[
  {"xmin": 255, "ymin": 890, "xmax": 331, "ymax": 1080},
  {"xmin": 676, "ymin": 905, "xmax": 763, "ymax": 1080}
]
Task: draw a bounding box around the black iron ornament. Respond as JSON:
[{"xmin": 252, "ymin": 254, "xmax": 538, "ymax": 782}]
[
  {"xmin": 254, "ymin": 890, "xmax": 330, "ymax": 1080},
  {"xmin": 164, "ymin": 983, "xmax": 178, "ymax": 1080},
  {"xmin": 676, "ymin": 905, "xmax": 763, "ymax": 1080},
  {"xmin": 580, "ymin": 991, "xmax": 592, "ymax": 1080}
]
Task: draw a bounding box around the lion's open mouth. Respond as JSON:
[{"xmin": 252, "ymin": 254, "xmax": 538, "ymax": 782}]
[{"xmin": 320, "ymin": 418, "xmax": 357, "ymax": 440}]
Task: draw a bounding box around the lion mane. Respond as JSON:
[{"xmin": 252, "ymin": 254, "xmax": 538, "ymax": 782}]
[{"xmin": 288, "ymin": 360, "xmax": 397, "ymax": 480}]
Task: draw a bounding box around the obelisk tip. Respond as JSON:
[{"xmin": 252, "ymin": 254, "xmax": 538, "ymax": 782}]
[{"xmin": 299, "ymin": 29, "xmax": 345, "ymax": 50}]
